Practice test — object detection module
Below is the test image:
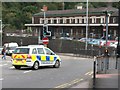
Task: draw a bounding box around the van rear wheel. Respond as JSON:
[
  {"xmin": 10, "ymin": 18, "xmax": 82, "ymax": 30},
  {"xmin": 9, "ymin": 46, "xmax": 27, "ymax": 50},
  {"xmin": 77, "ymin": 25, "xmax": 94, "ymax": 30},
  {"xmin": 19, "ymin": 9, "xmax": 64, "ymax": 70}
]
[
  {"xmin": 14, "ymin": 66, "xmax": 21, "ymax": 69},
  {"xmin": 32, "ymin": 62, "xmax": 39, "ymax": 70}
]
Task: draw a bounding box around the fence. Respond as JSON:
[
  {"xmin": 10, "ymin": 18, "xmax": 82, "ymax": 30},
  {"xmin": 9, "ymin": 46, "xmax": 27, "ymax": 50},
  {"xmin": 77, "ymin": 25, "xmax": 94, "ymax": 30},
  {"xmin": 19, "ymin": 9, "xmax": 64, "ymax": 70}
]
[{"xmin": 3, "ymin": 36, "xmax": 116, "ymax": 57}]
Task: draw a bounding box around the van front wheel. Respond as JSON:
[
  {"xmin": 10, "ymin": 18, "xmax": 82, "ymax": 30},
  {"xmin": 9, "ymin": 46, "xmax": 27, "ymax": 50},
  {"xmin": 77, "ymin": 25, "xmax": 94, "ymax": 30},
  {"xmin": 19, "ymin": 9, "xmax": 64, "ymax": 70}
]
[
  {"xmin": 32, "ymin": 62, "xmax": 39, "ymax": 70},
  {"xmin": 53, "ymin": 60, "xmax": 60, "ymax": 68}
]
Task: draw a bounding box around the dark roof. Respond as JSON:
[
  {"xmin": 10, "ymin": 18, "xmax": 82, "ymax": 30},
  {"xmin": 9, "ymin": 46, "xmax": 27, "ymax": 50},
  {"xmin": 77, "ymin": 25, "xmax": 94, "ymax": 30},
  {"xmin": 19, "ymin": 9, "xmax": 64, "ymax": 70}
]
[{"xmin": 34, "ymin": 7, "xmax": 118, "ymax": 17}]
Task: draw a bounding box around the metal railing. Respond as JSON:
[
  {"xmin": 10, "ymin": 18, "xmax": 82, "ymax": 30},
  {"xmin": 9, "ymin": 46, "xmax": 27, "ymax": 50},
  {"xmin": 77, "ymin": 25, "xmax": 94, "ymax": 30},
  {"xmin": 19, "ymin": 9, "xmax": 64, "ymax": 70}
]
[
  {"xmin": 93, "ymin": 54, "xmax": 119, "ymax": 88},
  {"xmin": 93, "ymin": 55, "xmax": 110, "ymax": 88}
]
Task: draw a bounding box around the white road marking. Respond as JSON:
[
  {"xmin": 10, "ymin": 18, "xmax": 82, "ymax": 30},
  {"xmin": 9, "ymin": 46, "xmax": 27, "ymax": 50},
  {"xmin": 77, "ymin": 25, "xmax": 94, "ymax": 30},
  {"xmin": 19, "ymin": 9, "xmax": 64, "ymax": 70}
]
[
  {"xmin": 0, "ymin": 78, "xmax": 4, "ymax": 81},
  {"xmin": 23, "ymin": 70, "xmax": 32, "ymax": 73},
  {"xmin": 89, "ymin": 72, "xmax": 93, "ymax": 75},
  {"xmin": 3, "ymin": 64, "xmax": 7, "ymax": 66},
  {"xmin": 0, "ymin": 64, "xmax": 8, "ymax": 67},
  {"xmin": 85, "ymin": 72, "xmax": 90, "ymax": 75},
  {"xmin": 0, "ymin": 65, "xmax": 3, "ymax": 67},
  {"xmin": 6, "ymin": 61, "xmax": 11, "ymax": 63},
  {"xmin": 9, "ymin": 66, "xmax": 14, "ymax": 69},
  {"xmin": 85, "ymin": 71, "xmax": 93, "ymax": 76}
]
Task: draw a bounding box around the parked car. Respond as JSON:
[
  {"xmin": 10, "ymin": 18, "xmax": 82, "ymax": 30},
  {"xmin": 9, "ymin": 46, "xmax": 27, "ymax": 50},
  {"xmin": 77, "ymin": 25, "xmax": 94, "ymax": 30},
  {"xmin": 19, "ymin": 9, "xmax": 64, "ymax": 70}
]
[
  {"xmin": 0, "ymin": 46, "xmax": 3, "ymax": 55},
  {"xmin": 60, "ymin": 37, "xmax": 73, "ymax": 40},
  {"xmin": 78, "ymin": 38, "xmax": 92, "ymax": 42},
  {"xmin": 103, "ymin": 40, "xmax": 117, "ymax": 47},
  {"xmin": 3, "ymin": 42, "xmax": 18, "ymax": 56},
  {"xmin": 110, "ymin": 41, "xmax": 118, "ymax": 48},
  {"xmin": 88, "ymin": 39, "xmax": 101, "ymax": 45}
]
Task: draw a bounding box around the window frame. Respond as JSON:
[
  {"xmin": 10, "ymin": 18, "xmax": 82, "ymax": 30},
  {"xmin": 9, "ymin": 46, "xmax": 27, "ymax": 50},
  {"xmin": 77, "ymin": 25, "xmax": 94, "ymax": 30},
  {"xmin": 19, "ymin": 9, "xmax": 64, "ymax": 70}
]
[
  {"xmin": 32, "ymin": 48, "xmax": 38, "ymax": 54},
  {"xmin": 37, "ymin": 48, "xmax": 45, "ymax": 54},
  {"xmin": 44, "ymin": 48, "xmax": 55, "ymax": 55}
]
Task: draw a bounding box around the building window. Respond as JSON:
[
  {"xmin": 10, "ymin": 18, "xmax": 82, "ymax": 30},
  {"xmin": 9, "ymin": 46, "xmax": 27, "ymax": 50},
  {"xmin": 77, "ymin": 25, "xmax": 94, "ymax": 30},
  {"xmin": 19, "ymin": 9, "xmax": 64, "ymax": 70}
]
[
  {"xmin": 50, "ymin": 18, "xmax": 54, "ymax": 24},
  {"xmin": 39, "ymin": 18, "xmax": 44, "ymax": 24},
  {"xmin": 54, "ymin": 19, "xmax": 57, "ymax": 24},
  {"xmin": 63, "ymin": 18, "xmax": 67, "ymax": 23},
  {"xmin": 66, "ymin": 18, "xmax": 69, "ymax": 23},
  {"xmin": 79, "ymin": 17, "xmax": 82, "ymax": 23},
  {"xmin": 71, "ymin": 18, "xmax": 75, "ymax": 24},
  {"xmin": 92, "ymin": 17, "xmax": 96, "ymax": 23},
  {"xmin": 75, "ymin": 18, "xmax": 78, "ymax": 23},
  {"xmin": 69, "ymin": 17, "xmax": 73, "ymax": 23},
  {"xmin": 113, "ymin": 17, "xmax": 116, "ymax": 23},
  {"xmin": 56, "ymin": 18, "xmax": 60, "ymax": 24},
  {"xmin": 84, "ymin": 17, "xmax": 86, "ymax": 23},
  {"xmin": 32, "ymin": 17, "xmax": 34, "ymax": 24},
  {"xmin": 46, "ymin": 18, "xmax": 48, "ymax": 24},
  {"xmin": 101, "ymin": 17, "xmax": 105, "ymax": 24},
  {"xmin": 48, "ymin": 18, "xmax": 50, "ymax": 24}
]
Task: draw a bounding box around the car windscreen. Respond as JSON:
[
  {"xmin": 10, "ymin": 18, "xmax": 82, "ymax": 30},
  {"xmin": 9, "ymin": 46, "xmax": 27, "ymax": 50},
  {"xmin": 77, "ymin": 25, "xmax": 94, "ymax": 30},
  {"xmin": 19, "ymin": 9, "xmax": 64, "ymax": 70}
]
[{"xmin": 13, "ymin": 48, "xmax": 29, "ymax": 54}]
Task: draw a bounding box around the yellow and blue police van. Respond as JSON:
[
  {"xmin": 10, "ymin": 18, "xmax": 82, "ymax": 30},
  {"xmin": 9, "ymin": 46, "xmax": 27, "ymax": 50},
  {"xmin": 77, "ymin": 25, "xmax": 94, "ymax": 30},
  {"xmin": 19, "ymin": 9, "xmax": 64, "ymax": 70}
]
[{"xmin": 11, "ymin": 45, "xmax": 61, "ymax": 70}]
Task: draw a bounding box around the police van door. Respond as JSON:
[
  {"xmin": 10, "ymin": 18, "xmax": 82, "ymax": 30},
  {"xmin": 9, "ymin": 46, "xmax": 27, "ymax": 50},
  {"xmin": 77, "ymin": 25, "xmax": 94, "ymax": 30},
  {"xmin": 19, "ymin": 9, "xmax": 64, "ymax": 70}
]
[
  {"xmin": 44, "ymin": 48, "xmax": 55, "ymax": 65},
  {"xmin": 36, "ymin": 48, "xmax": 46, "ymax": 66}
]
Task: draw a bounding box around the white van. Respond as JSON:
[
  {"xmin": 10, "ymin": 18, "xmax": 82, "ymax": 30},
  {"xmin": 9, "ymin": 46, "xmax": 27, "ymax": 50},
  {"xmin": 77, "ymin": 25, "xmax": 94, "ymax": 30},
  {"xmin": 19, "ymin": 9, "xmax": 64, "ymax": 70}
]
[
  {"xmin": 4, "ymin": 42, "xmax": 18, "ymax": 55},
  {"xmin": 12, "ymin": 45, "xmax": 61, "ymax": 70}
]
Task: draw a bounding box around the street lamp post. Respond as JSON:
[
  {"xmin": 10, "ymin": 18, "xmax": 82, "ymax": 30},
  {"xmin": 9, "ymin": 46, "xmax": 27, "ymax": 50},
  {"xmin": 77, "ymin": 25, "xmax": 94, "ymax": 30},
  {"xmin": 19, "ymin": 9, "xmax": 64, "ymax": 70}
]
[
  {"xmin": 0, "ymin": 20, "xmax": 2, "ymax": 47},
  {"xmin": 105, "ymin": 11, "xmax": 109, "ymax": 50},
  {"xmin": 85, "ymin": 0, "xmax": 88, "ymax": 50}
]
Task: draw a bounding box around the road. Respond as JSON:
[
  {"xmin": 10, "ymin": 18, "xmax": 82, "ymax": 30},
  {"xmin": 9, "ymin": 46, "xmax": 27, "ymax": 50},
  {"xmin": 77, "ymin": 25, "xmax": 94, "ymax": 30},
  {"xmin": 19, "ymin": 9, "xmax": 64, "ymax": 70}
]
[{"xmin": 0, "ymin": 55, "xmax": 93, "ymax": 88}]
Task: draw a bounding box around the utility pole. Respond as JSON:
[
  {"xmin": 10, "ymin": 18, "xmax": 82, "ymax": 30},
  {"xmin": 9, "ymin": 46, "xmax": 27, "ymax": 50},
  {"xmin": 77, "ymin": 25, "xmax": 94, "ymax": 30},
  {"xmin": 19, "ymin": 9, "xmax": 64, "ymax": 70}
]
[
  {"xmin": 39, "ymin": 5, "xmax": 47, "ymax": 44},
  {"xmin": 117, "ymin": 2, "xmax": 120, "ymax": 57},
  {"xmin": 105, "ymin": 11, "xmax": 109, "ymax": 50},
  {"xmin": 0, "ymin": 20, "xmax": 2, "ymax": 47},
  {"xmin": 85, "ymin": 0, "xmax": 88, "ymax": 50}
]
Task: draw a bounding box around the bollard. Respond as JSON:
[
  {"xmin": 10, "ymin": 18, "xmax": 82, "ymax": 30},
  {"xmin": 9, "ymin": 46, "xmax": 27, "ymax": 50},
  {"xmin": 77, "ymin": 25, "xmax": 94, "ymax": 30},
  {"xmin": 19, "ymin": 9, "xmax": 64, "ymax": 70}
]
[
  {"xmin": 116, "ymin": 56, "xmax": 118, "ymax": 69},
  {"xmin": 93, "ymin": 56, "xmax": 96, "ymax": 88}
]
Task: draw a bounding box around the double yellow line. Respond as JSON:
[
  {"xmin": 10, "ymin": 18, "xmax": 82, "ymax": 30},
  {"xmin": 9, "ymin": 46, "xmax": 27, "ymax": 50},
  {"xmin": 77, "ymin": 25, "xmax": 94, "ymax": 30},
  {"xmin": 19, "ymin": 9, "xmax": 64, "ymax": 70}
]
[
  {"xmin": 54, "ymin": 71, "xmax": 93, "ymax": 88},
  {"xmin": 55, "ymin": 78, "xmax": 83, "ymax": 88}
]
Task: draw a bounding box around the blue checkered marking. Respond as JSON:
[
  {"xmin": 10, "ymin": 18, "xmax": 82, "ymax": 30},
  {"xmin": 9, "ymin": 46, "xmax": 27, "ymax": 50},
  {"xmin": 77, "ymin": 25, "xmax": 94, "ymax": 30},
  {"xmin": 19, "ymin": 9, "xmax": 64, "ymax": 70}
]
[
  {"xmin": 37, "ymin": 56, "xmax": 41, "ymax": 61},
  {"xmin": 54, "ymin": 57, "xmax": 57, "ymax": 60},
  {"xmin": 46, "ymin": 56, "xmax": 50, "ymax": 61}
]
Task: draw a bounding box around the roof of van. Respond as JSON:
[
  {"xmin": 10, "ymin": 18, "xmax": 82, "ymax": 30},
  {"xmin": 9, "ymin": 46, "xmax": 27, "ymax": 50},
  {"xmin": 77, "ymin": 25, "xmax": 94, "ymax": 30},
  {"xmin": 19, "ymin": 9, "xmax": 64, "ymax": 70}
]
[
  {"xmin": 4, "ymin": 42, "xmax": 18, "ymax": 47},
  {"xmin": 17, "ymin": 45, "xmax": 45, "ymax": 48}
]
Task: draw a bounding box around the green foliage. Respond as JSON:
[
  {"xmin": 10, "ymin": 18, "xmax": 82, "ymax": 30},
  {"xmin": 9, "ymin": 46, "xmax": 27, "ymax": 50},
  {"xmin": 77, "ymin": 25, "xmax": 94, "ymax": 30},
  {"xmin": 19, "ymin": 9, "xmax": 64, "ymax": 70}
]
[{"xmin": 112, "ymin": 2, "xmax": 120, "ymax": 8}]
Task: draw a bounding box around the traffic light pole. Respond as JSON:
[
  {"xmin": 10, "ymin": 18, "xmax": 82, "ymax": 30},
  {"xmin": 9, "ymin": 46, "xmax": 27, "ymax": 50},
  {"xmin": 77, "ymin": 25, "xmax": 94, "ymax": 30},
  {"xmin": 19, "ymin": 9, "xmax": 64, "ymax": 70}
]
[
  {"xmin": 44, "ymin": 11, "xmax": 46, "ymax": 25},
  {"xmin": 118, "ymin": 2, "xmax": 120, "ymax": 48},
  {"xmin": 105, "ymin": 11, "xmax": 108, "ymax": 50},
  {"xmin": 38, "ymin": 8, "xmax": 46, "ymax": 44}
]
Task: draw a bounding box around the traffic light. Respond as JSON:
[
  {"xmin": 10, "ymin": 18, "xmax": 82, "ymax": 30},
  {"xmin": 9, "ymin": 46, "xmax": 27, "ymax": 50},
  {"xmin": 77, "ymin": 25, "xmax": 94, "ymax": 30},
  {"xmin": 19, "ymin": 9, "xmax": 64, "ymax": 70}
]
[
  {"xmin": 43, "ymin": 25, "xmax": 51, "ymax": 37},
  {"xmin": 104, "ymin": 49, "xmax": 109, "ymax": 56}
]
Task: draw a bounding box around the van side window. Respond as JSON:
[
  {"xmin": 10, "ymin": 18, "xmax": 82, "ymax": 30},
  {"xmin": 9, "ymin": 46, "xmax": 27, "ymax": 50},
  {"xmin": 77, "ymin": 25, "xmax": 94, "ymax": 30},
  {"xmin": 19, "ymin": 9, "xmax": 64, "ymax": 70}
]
[
  {"xmin": 37, "ymin": 48, "xmax": 44, "ymax": 54},
  {"xmin": 45, "ymin": 48, "xmax": 54, "ymax": 55},
  {"xmin": 32, "ymin": 48, "xmax": 37, "ymax": 54}
]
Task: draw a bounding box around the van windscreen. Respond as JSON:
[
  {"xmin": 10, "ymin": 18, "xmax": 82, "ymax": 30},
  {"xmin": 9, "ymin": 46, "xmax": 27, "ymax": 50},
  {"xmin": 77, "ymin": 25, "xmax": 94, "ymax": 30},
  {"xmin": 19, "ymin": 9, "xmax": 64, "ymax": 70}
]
[{"xmin": 14, "ymin": 48, "xmax": 29, "ymax": 54}]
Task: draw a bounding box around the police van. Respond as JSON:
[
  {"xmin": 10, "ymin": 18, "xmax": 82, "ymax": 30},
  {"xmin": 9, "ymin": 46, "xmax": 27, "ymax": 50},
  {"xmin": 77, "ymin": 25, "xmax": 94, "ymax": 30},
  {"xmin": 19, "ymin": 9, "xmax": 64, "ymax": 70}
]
[{"xmin": 11, "ymin": 45, "xmax": 61, "ymax": 70}]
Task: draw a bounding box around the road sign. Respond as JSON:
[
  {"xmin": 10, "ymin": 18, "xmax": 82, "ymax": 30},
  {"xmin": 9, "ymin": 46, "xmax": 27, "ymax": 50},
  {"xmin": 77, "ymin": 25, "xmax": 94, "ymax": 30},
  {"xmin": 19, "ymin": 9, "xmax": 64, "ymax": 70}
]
[{"xmin": 42, "ymin": 37, "xmax": 49, "ymax": 45}]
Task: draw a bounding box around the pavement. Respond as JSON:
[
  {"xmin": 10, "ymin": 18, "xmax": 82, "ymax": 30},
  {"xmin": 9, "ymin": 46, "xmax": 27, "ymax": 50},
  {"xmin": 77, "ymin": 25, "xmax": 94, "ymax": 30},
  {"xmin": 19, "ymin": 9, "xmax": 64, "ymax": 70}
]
[{"xmin": 95, "ymin": 69, "xmax": 119, "ymax": 89}]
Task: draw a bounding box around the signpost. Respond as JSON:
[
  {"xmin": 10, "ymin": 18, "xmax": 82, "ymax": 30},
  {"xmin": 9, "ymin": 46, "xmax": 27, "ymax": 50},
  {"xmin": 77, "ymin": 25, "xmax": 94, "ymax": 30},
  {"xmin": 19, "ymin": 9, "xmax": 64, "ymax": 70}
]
[{"xmin": 42, "ymin": 37, "xmax": 49, "ymax": 45}]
